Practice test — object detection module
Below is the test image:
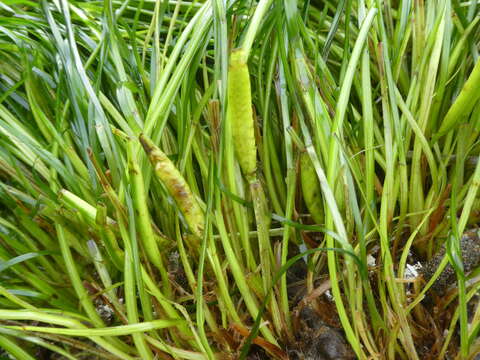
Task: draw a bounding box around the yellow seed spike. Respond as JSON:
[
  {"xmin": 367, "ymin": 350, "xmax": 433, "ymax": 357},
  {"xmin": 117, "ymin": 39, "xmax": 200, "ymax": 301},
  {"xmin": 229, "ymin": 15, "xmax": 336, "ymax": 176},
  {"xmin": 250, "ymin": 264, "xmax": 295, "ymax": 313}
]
[
  {"xmin": 300, "ymin": 153, "xmax": 324, "ymax": 224},
  {"xmin": 139, "ymin": 134, "xmax": 204, "ymax": 238},
  {"xmin": 227, "ymin": 49, "xmax": 257, "ymax": 179}
]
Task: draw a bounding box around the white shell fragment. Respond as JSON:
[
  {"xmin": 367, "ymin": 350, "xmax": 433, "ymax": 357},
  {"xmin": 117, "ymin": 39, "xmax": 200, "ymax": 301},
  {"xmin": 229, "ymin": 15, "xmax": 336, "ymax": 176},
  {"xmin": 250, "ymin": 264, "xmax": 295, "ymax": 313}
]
[{"xmin": 405, "ymin": 262, "xmax": 423, "ymax": 280}]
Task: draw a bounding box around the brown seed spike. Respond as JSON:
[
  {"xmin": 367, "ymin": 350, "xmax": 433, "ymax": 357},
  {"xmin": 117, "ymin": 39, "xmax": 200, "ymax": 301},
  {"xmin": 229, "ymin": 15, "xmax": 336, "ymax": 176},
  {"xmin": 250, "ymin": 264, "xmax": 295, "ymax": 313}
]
[
  {"xmin": 139, "ymin": 133, "xmax": 155, "ymax": 155},
  {"xmin": 139, "ymin": 134, "xmax": 204, "ymax": 240}
]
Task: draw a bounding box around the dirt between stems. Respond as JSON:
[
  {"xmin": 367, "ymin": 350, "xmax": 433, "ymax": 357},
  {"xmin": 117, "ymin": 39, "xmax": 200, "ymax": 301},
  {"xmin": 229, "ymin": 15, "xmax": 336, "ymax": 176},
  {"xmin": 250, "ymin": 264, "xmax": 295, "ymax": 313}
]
[
  {"xmin": 245, "ymin": 252, "xmax": 355, "ymax": 359},
  {"xmin": 288, "ymin": 306, "xmax": 356, "ymax": 360},
  {"xmin": 421, "ymin": 228, "xmax": 480, "ymax": 294},
  {"xmin": 284, "ymin": 251, "xmax": 355, "ymax": 360}
]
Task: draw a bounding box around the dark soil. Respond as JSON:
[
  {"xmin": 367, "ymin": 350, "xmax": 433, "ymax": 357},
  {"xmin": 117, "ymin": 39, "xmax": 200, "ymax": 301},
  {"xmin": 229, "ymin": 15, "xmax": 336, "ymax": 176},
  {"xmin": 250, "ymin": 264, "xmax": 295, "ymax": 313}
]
[
  {"xmin": 288, "ymin": 306, "xmax": 355, "ymax": 360},
  {"xmin": 421, "ymin": 228, "xmax": 480, "ymax": 294},
  {"xmin": 284, "ymin": 244, "xmax": 355, "ymax": 360},
  {"xmin": 246, "ymin": 345, "xmax": 270, "ymax": 359}
]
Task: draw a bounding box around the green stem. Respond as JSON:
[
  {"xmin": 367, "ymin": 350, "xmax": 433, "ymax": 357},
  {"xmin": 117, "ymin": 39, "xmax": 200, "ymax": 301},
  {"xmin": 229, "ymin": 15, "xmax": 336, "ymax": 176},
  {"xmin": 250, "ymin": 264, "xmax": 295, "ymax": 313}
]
[
  {"xmin": 437, "ymin": 58, "xmax": 480, "ymax": 138},
  {"xmin": 240, "ymin": 0, "xmax": 274, "ymax": 60}
]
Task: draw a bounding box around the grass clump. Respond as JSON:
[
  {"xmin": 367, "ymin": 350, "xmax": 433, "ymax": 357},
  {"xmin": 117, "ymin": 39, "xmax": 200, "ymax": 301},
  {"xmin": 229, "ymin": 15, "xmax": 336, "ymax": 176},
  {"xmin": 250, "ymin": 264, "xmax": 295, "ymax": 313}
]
[{"xmin": 0, "ymin": 0, "xmax": 480, "ymax": 359}]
